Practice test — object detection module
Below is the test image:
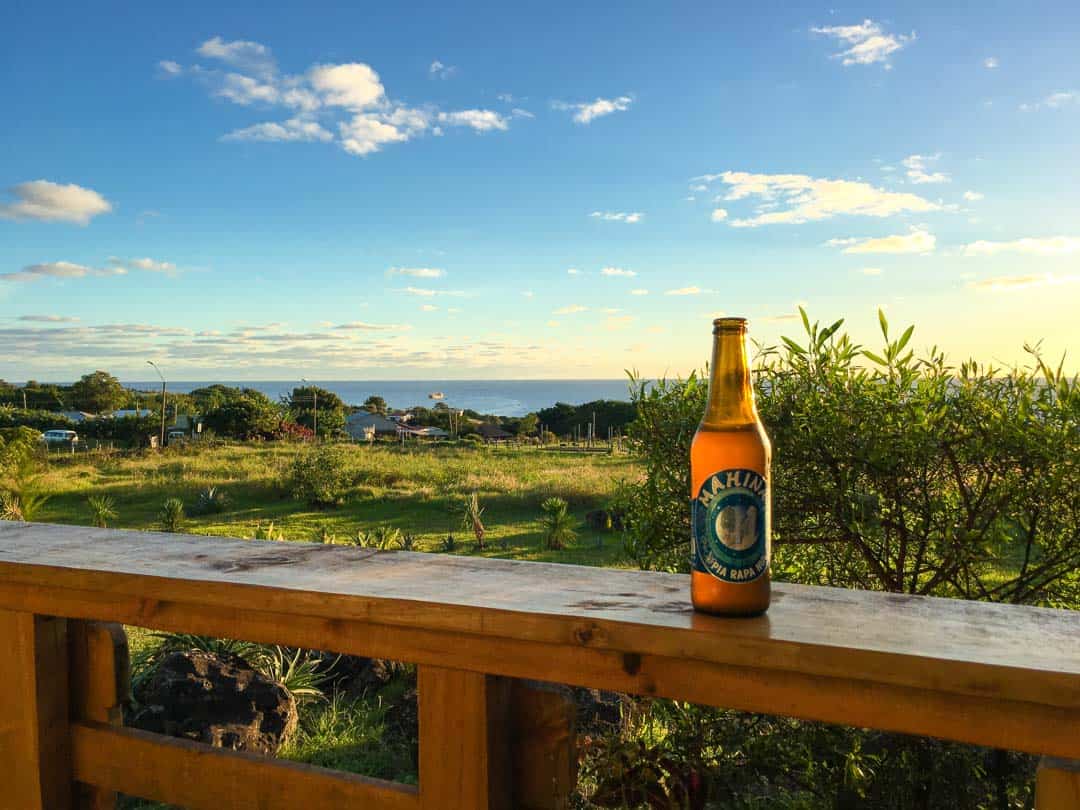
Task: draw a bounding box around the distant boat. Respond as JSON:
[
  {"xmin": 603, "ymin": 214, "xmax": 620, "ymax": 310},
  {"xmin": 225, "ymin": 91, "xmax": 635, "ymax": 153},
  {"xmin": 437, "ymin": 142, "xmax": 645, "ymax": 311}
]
[{"xmin": 428, "ymin": 391, "xmax": 445, "ymax": 400}]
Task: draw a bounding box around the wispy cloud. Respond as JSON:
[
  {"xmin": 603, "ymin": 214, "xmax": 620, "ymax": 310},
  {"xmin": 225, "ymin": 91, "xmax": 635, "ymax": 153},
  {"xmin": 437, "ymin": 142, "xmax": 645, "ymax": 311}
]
[
  {"xmin": 629, "ymin": 289, "xmax": 649, "ymax": 296},
  {"xmin": 221, "ymin": 117, "xmax": 333, "ymax": 143},
  {"xmin": 332, "ymin": 321, "xmax": 412, "ymax": 331},
  {"xmin": 710, "ymin": 208, "xmax": 728, "ymax": 222},
  {"xmin": 811, "ymin": 19, "xmax": 914, "ymax": 68},
  {"xmin": 566, "ymin": 268, "xmax": 581, "ymax": 275},
  {"xmin": 0, "ymin": 180, "xmax": 113, "ymax": 225},
  {"xmin": 601, "ymin": 267, "xmax": 637, "ymax": 277},
  {"xmin": 387, "ymin": 267, "xmax": 445, "ymax": 278},
  {"xmin": 437, "ymin": 109, "xmax": 509, "ymax": 131},
  {"xmin": 554, "ymin": 304, "xmax": 588, "ymax": 314},
  {"xmin": 429, "ymin": 59, "xmax": 457, "ymax": 79},
  {"xmin": 1020, "ymin": 91, "xmax": 1078, "ymax": 111},
  {"xmin": 553, "ymin": 95, "xmax": 633, "ymax": 124},
  {"xmin": 902, "ymin": 153, "xmax": 950, "ymax": 184},
  {"xmin": 830, "ymin": 227, "xmax": 936, "ymax": 255},
  {"xmin": 17, "ymin": 314, "xmax": 80, "ymax": 323},
  {"xmin": 983, "ymin": 56, "xmax": 999, "ymax": 69},
  {"xmin": 963, "ymin": 190, "xmax": 984, "ymax": 202},
  {"xmin": 961, "ymin": 236, "xmax": 1080, "ymax": 257},
  {"xmin": 702, "ymin": 170, "xmax": 939, "ymax": 227},
  {"xmin": 399, "ymin": 286, "xmax": 466, "ymax": 297},
  {"xmin": 968, "ymin": 273, "xmax": 1080, "ymax": 292},
  {"xmin": 590, "ymin": 211, "xmax": 643, "ymax": 223},
  {"xmin": 665, "ymin": 286, "xmax": 703, "ymax": 296},
  {"xmin": 0, "ymin": 261, "xmax": 123, "ymax": 284}
]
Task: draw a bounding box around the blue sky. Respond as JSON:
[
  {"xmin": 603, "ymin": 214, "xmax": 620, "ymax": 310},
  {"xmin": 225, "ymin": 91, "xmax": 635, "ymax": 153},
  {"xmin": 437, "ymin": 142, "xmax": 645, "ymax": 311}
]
[{"xmin": 2, "ymin": 1, "xmax": 1078, "ymax": 380}]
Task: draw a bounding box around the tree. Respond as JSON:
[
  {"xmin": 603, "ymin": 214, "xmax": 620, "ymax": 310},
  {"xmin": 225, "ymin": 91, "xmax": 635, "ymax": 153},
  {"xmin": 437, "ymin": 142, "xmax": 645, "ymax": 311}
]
[
  {"xmin": 288, "ymin": 386, "xmax": 346, "ymax": 437},
  {"xmin": 515, "ymin": 413, "xmax": 539, "ymax": 437},
  {"xmin": 363, "ymin": 395, "xmax": 387, "ymax": 415},
  {"xmin": 70, "ymin": 371, "xmax": 127, "ymax": 414},
  {"xmin": 202, "ymin": 389, "xmax": 281, "ymax": 439}
]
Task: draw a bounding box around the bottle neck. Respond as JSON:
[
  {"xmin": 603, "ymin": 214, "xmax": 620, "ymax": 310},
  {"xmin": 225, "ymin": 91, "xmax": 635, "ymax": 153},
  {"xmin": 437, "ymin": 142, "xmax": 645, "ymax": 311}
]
[{"xmin": 702, "ymin": 327, "xmax": 758, "ymax": 426}]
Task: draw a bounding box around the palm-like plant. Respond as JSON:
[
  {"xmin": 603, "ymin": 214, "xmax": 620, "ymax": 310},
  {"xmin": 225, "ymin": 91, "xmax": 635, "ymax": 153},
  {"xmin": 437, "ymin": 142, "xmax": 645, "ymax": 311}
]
[
  {"xmin": 158, "ymin": 497, "xmax": 185, "ymax": 533},
  {"xmin": 539, "ymin": 497, "xmax": 576, "ymax": 550},
  {"xmin": 88, "ymin": 495, "xmax": 118, "ymax": 528}
]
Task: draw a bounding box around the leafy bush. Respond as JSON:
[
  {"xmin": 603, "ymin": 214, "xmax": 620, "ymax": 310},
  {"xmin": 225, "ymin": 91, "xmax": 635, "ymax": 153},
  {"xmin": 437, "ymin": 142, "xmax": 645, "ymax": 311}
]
[
  {"xmin": 622, "ymin": 309, "xmax": 1080, "ymax": 606},
  {"xmin": 158, "ymin": 497, "xmax": 185, "ymax": 532},
  {"xmin": 287, "ymin": 444, "xmax": 353, "ymax": 507},
  {"xmin": 87, "ymin": 495, "xmax": 118, "ymax": 528},
  {"xmin": 202, "ymin": 389, "xmax": 281, "ymax": 440},
  {"xmin": 539, "ymin": 496, "xmax": 576, "ymax": 550}
]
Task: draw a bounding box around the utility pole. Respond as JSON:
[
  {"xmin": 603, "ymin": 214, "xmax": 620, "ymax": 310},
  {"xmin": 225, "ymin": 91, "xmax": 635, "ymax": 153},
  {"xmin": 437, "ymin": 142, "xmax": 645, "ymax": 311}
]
[{"xmin": 147, "ymin": 360, "xmax": 166, "ymax": 450}]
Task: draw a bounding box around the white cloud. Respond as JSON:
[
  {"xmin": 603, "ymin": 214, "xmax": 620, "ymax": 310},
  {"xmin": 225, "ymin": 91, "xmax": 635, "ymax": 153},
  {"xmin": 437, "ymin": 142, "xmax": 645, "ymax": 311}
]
[
  {"xmin": 665, "ymin": 286, "xmax": 702, "ymax": 296},
  {"xmin": 0, "ymin": 180, "xmax": 113, "ymax": 225},
  {"xmin": 834, "ymin": 227, "xmax": 936, "ymax": 255},
  {"xmin": 961, "ymin": 236, "xmax": 1080, "ymax": 257},
  {"xmin": 629, "ymin": 289, "xmax": 649, "ymax": 296},
  {"xmin": 963, "ymin": 190, "xmax": 984, "ymax": 202},
  {"xmin": 215, "ymin": 72, "xmax": 280, "ymax": 105},
  {"xmin": 158, "ymin": 60, "xmax": 183, "ymax": 76},
  {"xmin": 590, "ymin": 211, "xmax": 643, "ymax": 223},
  {"xmin": 600, "ymin": 267, "xmax": 636, "ymax": 277},
  {"xmin": 0, "ymin": 261, "xmax": 121, "ymax": 284},
  {"xmin": 400, "ymin": 286, "xmax": 465, "ymax": 297},
  {"xmin": 222, "ymin": 117, "xmax": 333, "ymax": 143},
  {"xmin": 710, "ymin": 208, "xmax": 728, "ymax": 222},
  {"xmin": 811, "ymin": 19, "xmax": 914, "ymax": 68},
  {"xmin": 968, "ymin": 273, "xmax": 1080, "ymax": 292},
  {"xmin": 420, "ymin": 304, "xmax": 439, "ymax": 312},
  {"xmin": 338, "ymin": 113, "xmax": 412, "ymax": 156},
  {"xmin": 1020, "ymin": 91, "xmax": 1078, "ymax": 111},
  {"xmin": 333, "ymin": 321, "xmax": 411, "ymax": 331},
  {"xmin": 197, "ymin": 36, "xmax": 276, "ymax": 78},
  {"xmin": 860, "ymin": 267, "xmax": 884, "ymax": 276},
  {"xmin": 902, "ymin": 153, "xmax": 950, "ymax": 184},
  {"xmin": 437, "ymin": 109, "xmax": 509, "ymax": 132},
  {"xmin": 119, "ymin": 257, "xmax": 178, "ymax": 273},
  {"xmin": 553, "ymin": 95, "xmax": 633, "ymax": 124},
  {"xmin": 984, "ymin": 57, "xmax": 999, "ymax": 69},
  {"xmin": 511, "ymin": 108, "xmax": 534, "ymax": 119},
  {"xmin": 388, "ymin": 267, "xmax": 445, "ymax": 278},
  {"xmin": 707, "ymin": 170, "xmax": 940, "ymax": 226},
  {"xmin": 18, "ymin": 314, "xmax": 80, "ymax": 323},
  {"xmin": 566, "ymin": 268, "xmax": 581, "ymax": 275},
  {"xmin": 554, "ymin": 304, "xmax": 588, "ymax": 314},
  {"xmin": 429, "ymin": 60, "xmax": 457, "ymax": 79},
  {"xmin": 309, "ymin": 63, "xmax": 385, "ymax": 109}
]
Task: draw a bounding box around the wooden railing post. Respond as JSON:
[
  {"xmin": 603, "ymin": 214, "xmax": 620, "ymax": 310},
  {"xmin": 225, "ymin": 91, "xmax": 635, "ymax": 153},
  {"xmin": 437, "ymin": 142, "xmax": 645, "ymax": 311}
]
[
  {"xmin": 510, "ymin": 681, "xmax": 577, "ymax": 810},
  {"xmin": 418, "ymin": 665, "xmax": 512, "ymax": 809},
  {"xmin": 0, "ymin": 610, "xmax": 73, "ymax": 809},
  {"xmin": 68, "ymin": 621, "xmax": 129, "ymax": 810},
  {"xmin": 1037, "ymin": 757, "xmax": 1080, "ymax": 809}
]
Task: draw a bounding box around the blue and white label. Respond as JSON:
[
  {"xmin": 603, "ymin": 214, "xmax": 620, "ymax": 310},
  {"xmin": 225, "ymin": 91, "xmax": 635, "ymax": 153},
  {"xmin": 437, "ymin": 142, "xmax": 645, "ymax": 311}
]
[{"xmin": 691, "ymin": 468, "xmax": 768, "ymax": 582}]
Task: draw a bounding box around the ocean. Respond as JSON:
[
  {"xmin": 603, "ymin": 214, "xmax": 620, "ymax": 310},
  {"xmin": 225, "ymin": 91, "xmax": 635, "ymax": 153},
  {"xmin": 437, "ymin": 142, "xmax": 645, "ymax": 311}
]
[{"xmin": 119, "ymin": 379, "xmax": 637, "ymax": 417}]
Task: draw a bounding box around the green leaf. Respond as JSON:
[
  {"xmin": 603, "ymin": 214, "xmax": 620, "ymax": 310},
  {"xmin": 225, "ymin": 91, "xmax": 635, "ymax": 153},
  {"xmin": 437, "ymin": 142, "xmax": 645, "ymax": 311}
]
[
  {"xmin": 877, "ymin": 308, "xmax": 889, "ymax": 339},
  {"xmin": 896, "ymin": 324, "xmax": 915, "ymax": 354},
  {"xmin": 862, "ymin": 350, "xmax": 888, "ymax": 366},
  {"xmin": 799, "ymin": 306, "xmax": 811, "ymax": 336},
  {"xmin": 782, "ymin": 336, "xmax": 808, "ymax": 355}
]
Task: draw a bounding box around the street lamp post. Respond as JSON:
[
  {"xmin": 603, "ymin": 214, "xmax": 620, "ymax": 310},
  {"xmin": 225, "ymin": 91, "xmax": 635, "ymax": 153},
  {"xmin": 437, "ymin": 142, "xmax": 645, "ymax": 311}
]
[{"xmin": 147, "ymin": 361, "xmax": 166, "ymax": 450}]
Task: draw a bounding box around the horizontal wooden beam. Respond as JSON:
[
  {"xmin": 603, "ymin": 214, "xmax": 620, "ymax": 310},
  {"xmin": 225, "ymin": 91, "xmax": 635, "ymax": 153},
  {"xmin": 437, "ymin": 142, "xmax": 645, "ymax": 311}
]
[{"xmin": 70, "ymin": 723, "xmax": 419, "ymax": 810}]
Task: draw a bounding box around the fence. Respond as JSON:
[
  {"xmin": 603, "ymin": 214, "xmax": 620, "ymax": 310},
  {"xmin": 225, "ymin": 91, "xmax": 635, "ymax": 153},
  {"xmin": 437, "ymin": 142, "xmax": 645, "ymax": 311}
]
[{"xmin": 0, "ymin": 521, "xmax": 1077, "ymax": 808}]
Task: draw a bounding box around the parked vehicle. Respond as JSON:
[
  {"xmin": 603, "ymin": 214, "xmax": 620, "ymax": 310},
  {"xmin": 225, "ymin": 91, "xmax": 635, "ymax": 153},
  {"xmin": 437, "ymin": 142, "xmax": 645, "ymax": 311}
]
[{"xmin": 42, "ymin": 429, "xmax": 79, "ymax": 444}]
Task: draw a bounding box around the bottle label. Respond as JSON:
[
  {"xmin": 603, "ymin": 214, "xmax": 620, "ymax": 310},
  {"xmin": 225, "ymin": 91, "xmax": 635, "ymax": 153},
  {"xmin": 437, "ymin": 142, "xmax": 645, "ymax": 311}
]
[{"xmin": 691, "ymin": 468, "xmax": 768, "ymax": 583}]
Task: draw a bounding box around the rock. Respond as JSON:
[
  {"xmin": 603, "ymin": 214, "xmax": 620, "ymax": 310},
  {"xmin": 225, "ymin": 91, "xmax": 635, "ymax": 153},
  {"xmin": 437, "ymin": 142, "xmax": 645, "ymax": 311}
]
[
  {"xmin": 131, "ymin": 650, "xmax": 297, "ymax": 754},
  {"xmin": 312, "ymin": 652, "xmax": 412, "ymax": 695},
  {"xmin": 570, "ymin": 686, "xmax": 631, "ymax": 736}
]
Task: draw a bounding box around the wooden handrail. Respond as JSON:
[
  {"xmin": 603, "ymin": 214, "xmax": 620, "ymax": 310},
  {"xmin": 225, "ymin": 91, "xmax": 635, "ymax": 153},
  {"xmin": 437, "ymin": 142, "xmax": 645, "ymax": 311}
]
[{"xmin": 0, "ymin": 521, "xmax": 1077, "ymax": 808}]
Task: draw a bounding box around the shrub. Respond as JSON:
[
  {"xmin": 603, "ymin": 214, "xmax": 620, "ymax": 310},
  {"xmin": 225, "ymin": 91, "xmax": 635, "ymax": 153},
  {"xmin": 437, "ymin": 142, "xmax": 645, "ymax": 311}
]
[
  {"xmin": 158, "ymin": 497, "xmax": 185, "ymax": 533},
  {"xmin": 287, "ymin": 445, "xmax": 353, "ymax": 507},
  {"xmin": 539, "ymin": 496, "xmax": 576, "ymax": 550},
  {"xmin": 87, "ymin": 495, "xmax": 118, "ymax": 528}
]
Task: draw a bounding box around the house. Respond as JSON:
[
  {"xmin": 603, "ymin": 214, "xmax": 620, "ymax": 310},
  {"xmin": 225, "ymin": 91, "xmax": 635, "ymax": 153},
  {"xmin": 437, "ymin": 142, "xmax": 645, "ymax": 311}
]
[
  {"xmin": 397, "ymin": 424, "xmax": 449, "ymax": 440},
  {"xmin": 476, "ymin": 423, "xmax": 514, "ymax": 443},
  {"xmin": 345, "ymin": 411, "xmax": 399, "ymax": 440},
  {"xmin": 387, "ymin": 410, "xmax": 412, "ymax": 423},
  {"xmin": 56, "ymin": 410, "xmax": 95, "ymax": 423},
  {"xmin": 109, "ymin": 409, "xmax": 154, "ymax": 419}
]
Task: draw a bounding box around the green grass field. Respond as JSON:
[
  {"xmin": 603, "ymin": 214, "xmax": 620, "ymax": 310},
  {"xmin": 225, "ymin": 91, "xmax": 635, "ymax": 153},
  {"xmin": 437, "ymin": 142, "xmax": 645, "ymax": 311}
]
[{"xmin": 37, "ymin": 439, "xmax": 638, "ymax": 565}]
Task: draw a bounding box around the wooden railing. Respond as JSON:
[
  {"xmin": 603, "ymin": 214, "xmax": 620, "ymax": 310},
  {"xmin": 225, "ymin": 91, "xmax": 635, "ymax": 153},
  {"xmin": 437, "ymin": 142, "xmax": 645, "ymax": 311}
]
[{"xmin": 0, "ymin": 521, "xmax": 1077, "ymax": 809}]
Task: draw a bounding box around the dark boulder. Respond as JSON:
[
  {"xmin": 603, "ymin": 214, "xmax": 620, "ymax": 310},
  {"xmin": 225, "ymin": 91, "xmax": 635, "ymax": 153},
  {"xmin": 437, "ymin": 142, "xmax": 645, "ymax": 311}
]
[{"xmin": 131, "ymin": 650, "xmax": 296, "ymax": 754}]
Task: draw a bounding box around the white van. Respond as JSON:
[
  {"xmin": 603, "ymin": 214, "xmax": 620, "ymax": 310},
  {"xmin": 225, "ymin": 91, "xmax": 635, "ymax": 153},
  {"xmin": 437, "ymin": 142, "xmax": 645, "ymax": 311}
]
[{"xmin": 42, "ymin": 429, "xmax": 79, "ymax": 444}]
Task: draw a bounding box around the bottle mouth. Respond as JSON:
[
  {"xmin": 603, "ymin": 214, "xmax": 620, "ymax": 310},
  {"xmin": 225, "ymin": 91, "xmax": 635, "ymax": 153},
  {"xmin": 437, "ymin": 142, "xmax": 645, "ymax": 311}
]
[{"xmin": 713, "ymin": 317, "xmax": 748, "ymax": 332}]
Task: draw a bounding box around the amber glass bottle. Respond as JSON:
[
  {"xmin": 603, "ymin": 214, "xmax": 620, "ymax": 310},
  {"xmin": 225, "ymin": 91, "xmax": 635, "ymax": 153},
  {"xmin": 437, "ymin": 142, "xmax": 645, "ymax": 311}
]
[{"xmin": 690, "ymin": 318, "xmax": 772, "ymax": 616}]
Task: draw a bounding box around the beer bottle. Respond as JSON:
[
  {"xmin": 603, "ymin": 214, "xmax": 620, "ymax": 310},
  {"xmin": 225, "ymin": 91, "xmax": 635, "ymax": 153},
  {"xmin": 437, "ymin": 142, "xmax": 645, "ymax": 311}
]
[{"xmin": 690, "ymin": 317, "xmax": 772, "ymax": 616}]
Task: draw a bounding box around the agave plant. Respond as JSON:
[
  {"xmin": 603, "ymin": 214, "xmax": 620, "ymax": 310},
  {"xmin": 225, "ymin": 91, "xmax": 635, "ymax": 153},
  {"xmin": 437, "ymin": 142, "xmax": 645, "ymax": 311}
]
[
  {"xmin": 251, "ymin": 521, "xmax": 284, "ymax": 541},
  {"xmin": 87, "ymin": 494, "xmax": 118, "ymax": 528},
  {"xmin": 539, "ymin": 496, "xmax": 576, "ymax": 550},
  {"xmin": 193, "ymin": 485, "xmax": 230, "ymax": 515},
  {"xmin": 0, "ymin": 488, "xmax": 50, "ymax": 522},
  {"xmin": 314, "ymin": 524, "xmax": 336, "ymax": 545}
]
